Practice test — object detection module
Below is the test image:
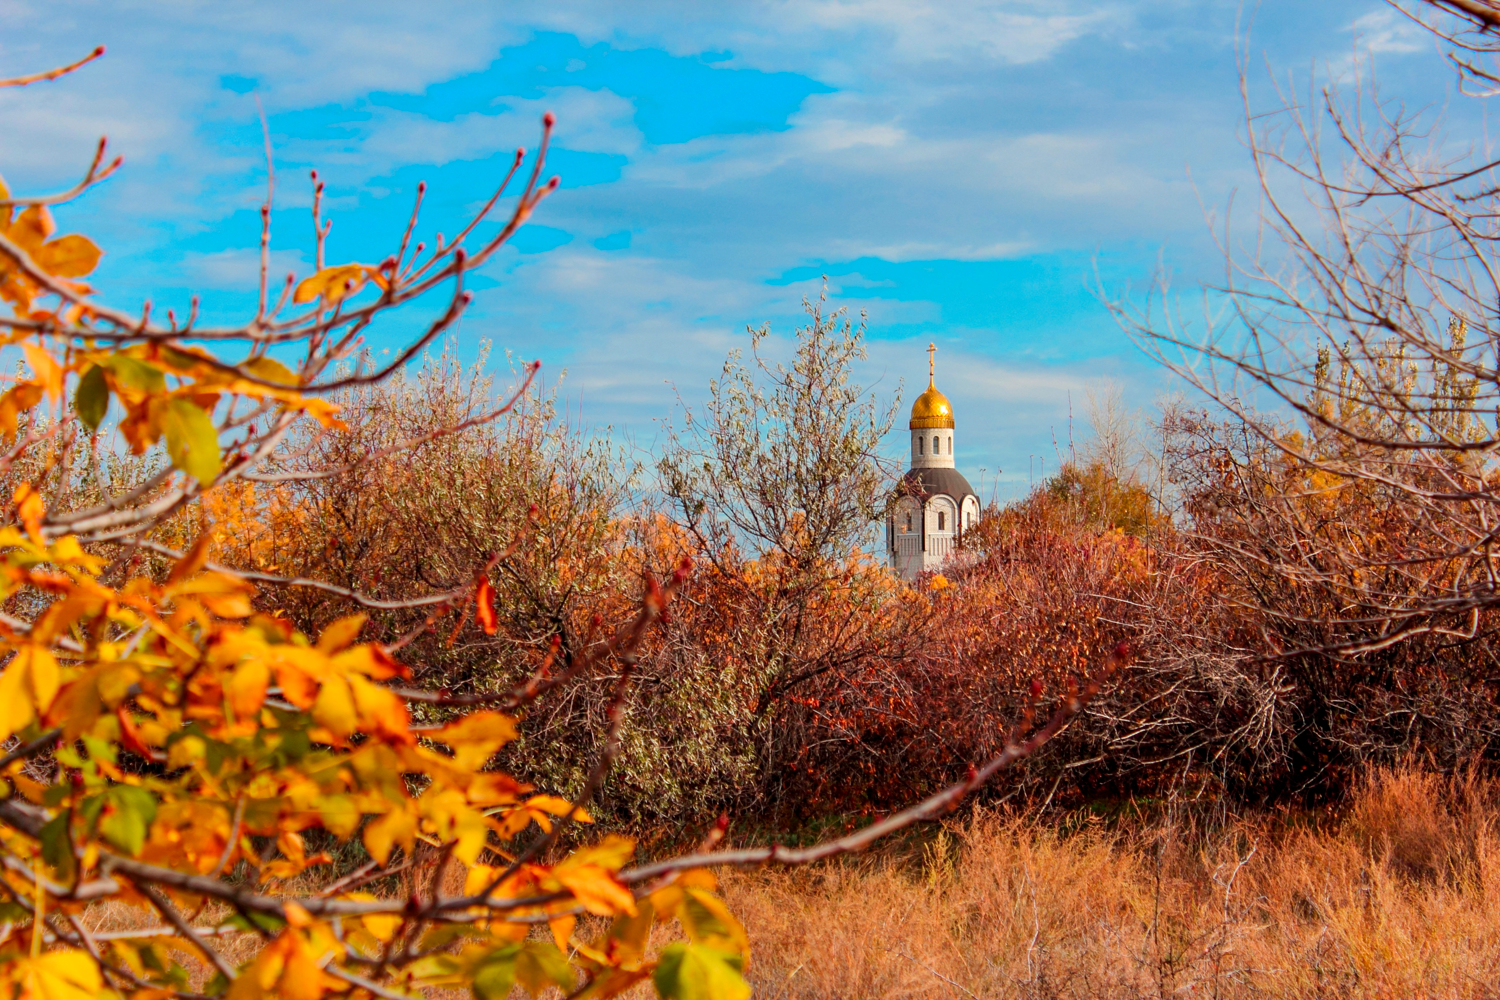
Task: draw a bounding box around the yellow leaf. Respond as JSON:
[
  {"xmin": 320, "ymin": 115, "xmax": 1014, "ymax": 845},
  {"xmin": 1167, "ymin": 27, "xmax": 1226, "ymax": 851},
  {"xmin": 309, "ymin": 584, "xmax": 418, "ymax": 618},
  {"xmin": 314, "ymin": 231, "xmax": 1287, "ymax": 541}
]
[
  {"xmin": 553, "ymin": 864, "xmax": 636, "ymax": 917},
  {"xmin": 315, "ymin": 614, "xmax": 366, "ymax": 653},
  {"xmin": 0, "ymin": 382, "xmax": 44, "ymax": 438},
  {"xmin": 25, "ymin": 646, "xmax": 60, "ymax": 707},
  {"xmin": 292, "ymin": 264, "xmax": 376, "ymax": 305},
  {"xmin": 549, "ymin": 914, "xmax": 576, "ymax": 954},
  {"xmin": 13, "ymin": 482, "xmax": 43, "ymax": 541},
  {"xmin": 199, "ymin": 592, "xmax": 253, "ymax": 618},
  {"xmin": 431, "ymin": 710, "xmax": 519, "ymax": 770},
  {"xmin": 227, "ymin": 659, "xmax": 270, "ymax": 720},
  {"xmin": 21, "ymin": 345, "xmax": 63, "ymax": 401},
  {"xmin": 525, "ymin": 794, "xmax": 589, "ymax": 821},
  {"xmin": 241, "ymin": 356, "xmax": 298, "ymax": 385},
  {"xmin": 0, "ymin": 645, "xmax": 62, "ymax": 741},
  {"xmin": 362, "ymin": 910, "xmax": 402, "ymax": 943},
  {"xmin": 167, "ymin": 529, "xmax": 213, "ymax": 584},
  {"xmin": 363, "ymin": 808, "xmax": 417, "ymax": 866},
  {"xmin": 556, "ymin": 834, "xmax": 635, "ymax": 875},
  {"xmin": 331, "ymin": 643, "xmax": 406, "ymax": 680},
  {"xmin": 31, "ymin": 234, "xmax": 101, "ymax": 279},
  {"xmin": 464, "ymin": 864, "xmax": 497, "ymax": 897},
  {"xmin": 14, "ymin": 949, "xmax": 104, "ymax": 1000},
  {"xmin": 349, "ymin": 675, "xmax": 410, "ymax": 741},
  {"xmin": 9, "ymin": 205, "xmax": 55, "ymax": 253},
  {"xmin": 312, "ymin": 675, "xmax": 356, "ymax": 739}
]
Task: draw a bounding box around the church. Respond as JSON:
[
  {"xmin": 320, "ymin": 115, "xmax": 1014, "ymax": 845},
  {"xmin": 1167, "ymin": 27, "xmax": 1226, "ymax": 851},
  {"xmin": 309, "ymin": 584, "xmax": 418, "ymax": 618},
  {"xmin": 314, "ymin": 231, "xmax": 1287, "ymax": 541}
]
[{"xmin": 886, "ymin": 346, "xmax": 981, "ymax": 580}]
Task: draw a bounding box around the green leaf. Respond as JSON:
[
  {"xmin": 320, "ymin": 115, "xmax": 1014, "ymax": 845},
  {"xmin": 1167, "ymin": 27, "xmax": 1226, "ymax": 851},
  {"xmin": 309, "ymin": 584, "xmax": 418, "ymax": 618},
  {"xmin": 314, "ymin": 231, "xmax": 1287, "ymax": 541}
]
[
  {"xmin": 161, "ymin": 397, "xmax": 221, "ymax": 485},
  {"xmin": 225, "ymin": 910, "xmax": 285, "ymax": 935},
  {"xmin": 39, "ymin": 811, "xmax": 74, "ymax": 880},
  {"xmin": 471, "ymin": 952, "xmax": 516, "ymax": 1000},
  {"xmin": 104, "ymin": 354, "xmax": 165, "ymax": 393},
  {"xmin": 74, "ymin": 365, "xmax": 109, "ymax": 430},
  {"xmin": 652, "ymin": 943, "xmax": 749, "ymax": 1000},
  {"xmin": 99, "ymin": 785, "xmax": 157, "ymax": 857},
  {"xmin": 514, "ymin": 941, "xmax": 573, "ymax": 997},
  {"xmin": 241, "ymin": 356, "xmax": 297, "ymax": 385}
]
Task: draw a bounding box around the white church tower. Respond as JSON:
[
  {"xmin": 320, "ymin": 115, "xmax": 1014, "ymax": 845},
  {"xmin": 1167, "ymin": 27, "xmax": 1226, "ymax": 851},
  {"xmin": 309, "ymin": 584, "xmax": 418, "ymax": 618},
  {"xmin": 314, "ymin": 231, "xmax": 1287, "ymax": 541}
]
[{"xmin": 885, "ymin": 344, "xmax": 980, "ymax": 580}]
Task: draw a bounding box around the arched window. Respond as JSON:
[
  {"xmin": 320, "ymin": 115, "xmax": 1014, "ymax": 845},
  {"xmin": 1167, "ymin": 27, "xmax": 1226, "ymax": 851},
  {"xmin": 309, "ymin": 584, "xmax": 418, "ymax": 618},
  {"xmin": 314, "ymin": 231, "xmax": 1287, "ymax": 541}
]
[
  {"xmin": 918, "ymin": 436, "xmax": 924, "ymax": 455},
  {"xmin": 933, "ymin": 435, "xmax": 939, "ymax": 454},
  {"xmin": 947, "ymin": 435, "xmax": 952, "ymax": 454},
  {"xmin": 937, "ymin": 511, "xmax": 945, "ymax": 531}
]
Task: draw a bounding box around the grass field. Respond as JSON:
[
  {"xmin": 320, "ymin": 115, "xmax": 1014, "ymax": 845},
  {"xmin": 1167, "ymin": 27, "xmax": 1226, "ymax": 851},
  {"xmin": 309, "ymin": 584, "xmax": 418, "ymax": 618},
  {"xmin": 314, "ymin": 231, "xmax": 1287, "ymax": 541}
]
[{"xmin": 726, "ymin": 767, "xmax": 1500, "ymax": 999}]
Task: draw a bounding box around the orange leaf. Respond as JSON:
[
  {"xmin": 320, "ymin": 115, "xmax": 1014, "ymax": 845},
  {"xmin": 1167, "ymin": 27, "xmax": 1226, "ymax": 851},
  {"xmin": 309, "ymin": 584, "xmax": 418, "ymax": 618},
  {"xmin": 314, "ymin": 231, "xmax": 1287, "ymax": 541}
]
[
  {"xmin": 292, "ymin": 264, "xmax": 376, "ymax": 305},
  {"xmin": 315, "ymin": 614, "xmax": 367, "ymax": 653},
  {"xmin": 476, "ymin": 575, "xmax": 498, "ymax": 635},
  {"xmin": 553, "ymin": 863, "xmax": 637, "ymax": 917},
  {"xmin": 168, "ymin": 528, "xmax": 214, "ymax": 583},
  {"xmin": 0, "ymin": 381, "xmax": 44, "ymax": 437},
  {"xmin": 13, "ymin": 482, "xmax": 43, "ymax": 541},
  {"xmin": 431, "ymin": 710, "xmax": 518, "ymax": 770},
  {"xmin": 312, "ymin": 675, "xmax": 357, "ymax": 740},
  {"xmin": 21, "ymin": 344, "xmax": 63, "ymax": 400},
  {"xmin": 32, "ymin": 233, "xmax": 101, "ymax": 278},
  {"xmin": 8, "ymin": 205, "xmax": 54, "ymax": 252}
]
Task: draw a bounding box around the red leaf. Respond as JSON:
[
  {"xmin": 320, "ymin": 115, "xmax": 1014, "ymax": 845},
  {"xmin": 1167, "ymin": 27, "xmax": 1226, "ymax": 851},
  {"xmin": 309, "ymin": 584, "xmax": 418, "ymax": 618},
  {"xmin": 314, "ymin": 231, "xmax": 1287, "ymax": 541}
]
[{"xmin": 476, "ymin": 575, "xmax": 498, "ymax": 635}]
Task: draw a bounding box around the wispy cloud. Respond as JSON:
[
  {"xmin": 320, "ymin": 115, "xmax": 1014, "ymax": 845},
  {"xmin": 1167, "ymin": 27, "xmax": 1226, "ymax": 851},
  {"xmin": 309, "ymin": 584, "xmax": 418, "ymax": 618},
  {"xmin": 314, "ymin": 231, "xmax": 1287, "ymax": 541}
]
[{"xmin": 0, "ymin": 0, "xmax": 1428, "ymax": 496}]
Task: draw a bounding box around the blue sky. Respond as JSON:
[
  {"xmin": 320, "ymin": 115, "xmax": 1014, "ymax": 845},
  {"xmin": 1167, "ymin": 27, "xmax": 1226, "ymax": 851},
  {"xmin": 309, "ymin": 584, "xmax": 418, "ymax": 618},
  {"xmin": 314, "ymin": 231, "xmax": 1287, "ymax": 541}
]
[{"xmin": 0, "ymin": 0, "xmax": 1457, "ymax": 499}]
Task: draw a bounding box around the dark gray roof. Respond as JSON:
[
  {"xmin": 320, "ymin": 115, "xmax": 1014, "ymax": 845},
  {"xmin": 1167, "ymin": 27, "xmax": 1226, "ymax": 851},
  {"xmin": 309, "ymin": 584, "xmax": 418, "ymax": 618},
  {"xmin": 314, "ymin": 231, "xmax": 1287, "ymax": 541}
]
[{"xmin": 901, "ymin": 467, "xmax": 977, "ymax": 502}]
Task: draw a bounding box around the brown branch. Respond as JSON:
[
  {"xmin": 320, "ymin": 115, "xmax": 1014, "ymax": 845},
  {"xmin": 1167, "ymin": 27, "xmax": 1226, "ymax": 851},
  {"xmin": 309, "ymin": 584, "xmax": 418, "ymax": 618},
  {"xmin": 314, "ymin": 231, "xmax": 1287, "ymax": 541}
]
[
  {"xmin": 0, "ymin": 136, "xmax": 122, "ymax": 208},
  {"xmin": 0, "ymin": 46, "xmax": 105, "ymax": 88},
  {"xmin": 131, "ymin": 879, "xmax": 239, "ymax": 982},
  {"xmin": 1427, "ymin": 0, "xmax": 1500, "ymax": 30}
]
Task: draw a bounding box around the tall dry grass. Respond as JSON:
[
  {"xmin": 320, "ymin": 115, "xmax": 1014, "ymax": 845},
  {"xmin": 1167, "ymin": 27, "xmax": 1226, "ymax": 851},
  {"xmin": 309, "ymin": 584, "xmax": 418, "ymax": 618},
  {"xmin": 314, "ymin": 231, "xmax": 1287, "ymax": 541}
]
[{"xmin": 727, "ymin": 767, "xmax": 1500, "ymax": 999}]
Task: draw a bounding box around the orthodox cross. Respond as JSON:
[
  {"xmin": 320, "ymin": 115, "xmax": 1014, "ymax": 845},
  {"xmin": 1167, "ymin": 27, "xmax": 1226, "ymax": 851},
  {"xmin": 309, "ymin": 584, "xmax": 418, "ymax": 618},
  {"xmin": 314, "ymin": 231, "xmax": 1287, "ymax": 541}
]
[{"xmin": 927, "ymin": 342, "xmax": 936, "ymax": 384}]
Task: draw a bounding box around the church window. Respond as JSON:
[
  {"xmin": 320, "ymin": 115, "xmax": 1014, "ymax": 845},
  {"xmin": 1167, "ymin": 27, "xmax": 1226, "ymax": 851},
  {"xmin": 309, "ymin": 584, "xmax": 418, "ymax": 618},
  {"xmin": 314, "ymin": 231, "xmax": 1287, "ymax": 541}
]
[
  {"xmin": 918, "ymin": 436, "xmax": 924, "ymax": 455},
  {"xmin": 933, "ymin": 435, "xmax": 939, "ymax": 454},
  {"xmin": 947, "ymin": 435, "xmax": 952, "ymax": 454},
  {"xmin": 938, "ymin": 511, "xmax": 946, "ymax": 530}
]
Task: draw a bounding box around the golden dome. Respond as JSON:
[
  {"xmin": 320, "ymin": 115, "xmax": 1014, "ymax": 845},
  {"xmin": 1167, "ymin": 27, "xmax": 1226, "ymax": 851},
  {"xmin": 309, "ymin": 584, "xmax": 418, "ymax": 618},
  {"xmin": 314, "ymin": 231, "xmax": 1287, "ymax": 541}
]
[
  {"xmin": 910, "ymin": 383, "xmax": 954, "ymax": 428},
  {"xmin": 909, "ymin": 342, "xmax": 954, "ymax": 428}
]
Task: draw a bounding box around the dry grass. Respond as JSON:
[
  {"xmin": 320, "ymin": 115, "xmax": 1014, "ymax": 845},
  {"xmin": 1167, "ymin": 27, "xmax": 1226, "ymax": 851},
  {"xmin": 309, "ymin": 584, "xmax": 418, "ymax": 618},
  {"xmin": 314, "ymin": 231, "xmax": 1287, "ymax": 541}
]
[{"xmin": 725, "ymin": 766, "xmax": 1500, "ymax": 1000}]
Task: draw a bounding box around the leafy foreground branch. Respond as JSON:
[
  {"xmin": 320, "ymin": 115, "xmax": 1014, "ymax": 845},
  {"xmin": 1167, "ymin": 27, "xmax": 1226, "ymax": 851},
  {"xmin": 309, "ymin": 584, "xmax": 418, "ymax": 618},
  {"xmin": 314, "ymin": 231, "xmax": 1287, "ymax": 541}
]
[{"xmin": 0, "ymin": 51, "xmax": 1119, "ymax": 1000}]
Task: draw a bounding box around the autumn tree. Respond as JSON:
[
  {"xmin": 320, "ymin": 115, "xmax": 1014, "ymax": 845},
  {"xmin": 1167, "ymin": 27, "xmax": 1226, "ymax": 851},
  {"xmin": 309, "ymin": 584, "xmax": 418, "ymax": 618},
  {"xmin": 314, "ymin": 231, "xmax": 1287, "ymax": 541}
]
[
  {"xmin": 660, "ymin": 290, "xmax": 904, "ymax": 700},
  {"xmin": 1096, "ymin": 0, "xmax": 1500, "ymax": 792}
]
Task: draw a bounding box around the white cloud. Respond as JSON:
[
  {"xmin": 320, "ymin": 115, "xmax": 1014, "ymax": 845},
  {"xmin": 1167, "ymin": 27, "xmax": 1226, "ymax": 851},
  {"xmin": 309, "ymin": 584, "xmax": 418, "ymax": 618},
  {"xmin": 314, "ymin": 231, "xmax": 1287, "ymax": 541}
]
[
  {"xmin": 462, "ymin": 245, "xmax": 1117, "ymax": 492},
  {"xmin": 823, "ymin": 239, "xmax": 1034, "ymax": 262},
  {"xmin": 276, "ymin": 87, "xmax": 643, "ymax": 186},
  {"xmin": 1349, "ymin": 9, "xmax": 1427, "ymax": 56},
  {"xmin": 782, "ymin": 0, "xmax": 1119, "ymax": 65},
  {"xmin": 177, "ymin": 247, "xmax": 307, "ymax": 290}
]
